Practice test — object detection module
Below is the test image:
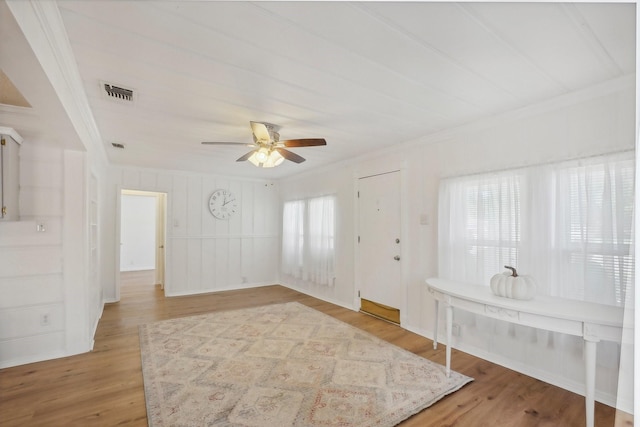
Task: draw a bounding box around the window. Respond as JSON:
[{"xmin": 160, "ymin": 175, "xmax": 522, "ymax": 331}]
[
  {"xmin": 282, "ymin": 195, "xmax": 336, "ymax": 286},
  {"xmin": 439, "ymin": 152, "xmax": 634, "ymax": 306},
  {"xmin": 438, "ymin": 171, "xmax": 522, "ymax": 286},
  {"xmin": 281, "ymin": 200, "xmax": 305, "ymax": 276},
  {"xmin": 559, "ymin": 157, "xmax": 635, "ymax": 304},
  {"xmin": 464, "ymin": 173, "xmax": 521, "ymax": 278}
]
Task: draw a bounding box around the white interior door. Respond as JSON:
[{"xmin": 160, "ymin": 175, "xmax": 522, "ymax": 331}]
[{"xmin": 358, "ymin": 171, "xmax": 402, "ymax": 309}]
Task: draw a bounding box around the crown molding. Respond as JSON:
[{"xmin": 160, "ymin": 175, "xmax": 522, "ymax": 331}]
[
  {"xmin": 0, "ymin": 126, "xmax": 24, "ymax": 144},
  {"xmin": 405, "ymin": 73, "xmax": 635, "ymax": 148},
  {"xmin": 6, "ymin": 0, "xmax": 107, "ymax": 164},
  {"xmin": 282, "ymin": 73, "xmax": 635, "ymax": 184}
]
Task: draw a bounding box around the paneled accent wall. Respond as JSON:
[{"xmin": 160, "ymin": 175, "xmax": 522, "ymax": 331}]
[
  {"xmin": 0, "ymin": 146, "xmax": 66, "ymax": 367},
  {"xmin": 0, "ymin": 146, "xmax": 105, "ymax": 368},
  {"xmin": 108, "ymin": 167, "xmax": 279, "ymax": 298},
  {"xmin": 88, "ymin": 172, "xmax": 101, "ymax": 338}
]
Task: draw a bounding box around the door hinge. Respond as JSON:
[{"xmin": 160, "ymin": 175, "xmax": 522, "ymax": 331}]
[
  {"xmin": 358, "ymin": 290, "xmax": 361, "ymax": 297},
  {"xmin": 357, "ymin": 235, "xmax": 360, "ymax": 243},
  {"xmin": 1, "ymin": 138, "xmax": 5, "ymax": 146},
  {"xmin": 357, "ymin": 191, "xmax": 359, "ymax": 198}
]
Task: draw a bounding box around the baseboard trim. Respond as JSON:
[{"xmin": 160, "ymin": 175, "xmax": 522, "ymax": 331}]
[
  {"xmin": 89, "ymin": 300, "xmax": 105, "ymax": 351},
  {"xmin": 164, "ymin": 282, "xmax": 276, "ymax": 297},
  {"xmin": 0, "ymin": 349, "xmax": 68, "ymax": 369},
  {"xmin": 402, "ymin": 323, "xmax": 629, "ymax": 413},
  {"xmin": 278, "ymin": 281, "xmax": 357, "ymax": 312}
]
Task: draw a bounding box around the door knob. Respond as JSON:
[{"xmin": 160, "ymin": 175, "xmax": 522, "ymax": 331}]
[{"xmin": 394, "ymin": 256, "xmax": 400, "ymax": 261}]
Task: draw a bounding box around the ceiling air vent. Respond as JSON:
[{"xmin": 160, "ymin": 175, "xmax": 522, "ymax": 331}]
[{"xmin": 101, "ymin": 81, "xmax": 136, "ymax": 103}]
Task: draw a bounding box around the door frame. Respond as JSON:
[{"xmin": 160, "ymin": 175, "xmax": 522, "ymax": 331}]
[
  {"xmin": 354, "ymin": 162, "xmax": 409, "ymax": 325},
  {"xmin": 154, "ymin": 193, "xmax": 166, "ymax": 289},
  {"xmin": 115, "ymin": 187, "xmax": 168, "ymax": 301}
]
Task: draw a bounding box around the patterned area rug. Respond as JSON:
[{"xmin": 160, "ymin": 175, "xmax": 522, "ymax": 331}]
[{"xmin": 139, "ymin": 302, "xmax": 472, "ymax": 426}]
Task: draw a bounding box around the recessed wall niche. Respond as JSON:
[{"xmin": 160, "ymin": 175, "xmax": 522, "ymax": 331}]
[{"xmin": 0, "ymin": 126, "xmax": 23, "ymax": 221}]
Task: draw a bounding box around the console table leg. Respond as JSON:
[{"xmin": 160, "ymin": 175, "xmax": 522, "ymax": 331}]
[
  {"xmin": 433, "ymin": 300, "xmax": 439, "ymax": 349},
  {"xmin": 584, "ymin": 339, "xmax": 597, "ymax": 427},
  {"xmin": 445, "ymin": 304, "xmax": 452, "ymax": 377}
]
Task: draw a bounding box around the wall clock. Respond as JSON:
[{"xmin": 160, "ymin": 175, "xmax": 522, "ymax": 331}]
[{"xmin": 208, "ymin": 189, "xmax": 238, "ymax": 220}]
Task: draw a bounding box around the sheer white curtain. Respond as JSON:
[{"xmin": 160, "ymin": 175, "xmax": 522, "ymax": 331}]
[
  {"xmin": 281, "ymin": 200, "xmax": 304, "ymax": 278},
  {"xmin": 439, "ymin": 151, "xmax": 634, "ymax": 306},
  {"xmin": 548, "ymin": 154, "xmax": 635, "ymax": 304},
  {"xmin": 305, "ymin": 196, "xmax": 335, "ymax": 286},
  {"xmin": 281, "ymin": 196, "xmax": 336, "ymax": 286},
  {"xmin": 439, "ymin": 170, "xmax": 522, "ymax": 285}
]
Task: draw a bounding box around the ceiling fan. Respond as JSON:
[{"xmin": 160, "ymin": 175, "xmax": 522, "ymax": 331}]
[{"xmin": 201, "ymin": 121, "xmax": 327, "ymax": 168}]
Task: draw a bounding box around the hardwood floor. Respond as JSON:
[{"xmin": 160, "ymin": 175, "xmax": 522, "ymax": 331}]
[{"xmin": 0, "ymin": 281, "xmax": 631, "ymax": 426}]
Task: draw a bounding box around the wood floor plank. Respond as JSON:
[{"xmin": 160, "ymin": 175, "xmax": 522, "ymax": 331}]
[{"xmin": 0, "ymin": 282, "xmax": 630, "ymax": 426}]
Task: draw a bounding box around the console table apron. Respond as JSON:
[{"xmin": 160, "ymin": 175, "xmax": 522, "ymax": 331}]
[{"xmin": 426, "ymin": 278, "xmax": 623, "ymax": 427}]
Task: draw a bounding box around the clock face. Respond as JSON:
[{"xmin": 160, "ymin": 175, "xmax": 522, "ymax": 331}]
[{"xmin": 208, "ymin": 189, "xmax": 238, "ymax": 220}]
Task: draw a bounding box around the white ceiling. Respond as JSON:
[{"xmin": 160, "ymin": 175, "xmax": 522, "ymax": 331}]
[{"xmin": 1, "ymin": 1, "xmax": 636, "ymax": 179}]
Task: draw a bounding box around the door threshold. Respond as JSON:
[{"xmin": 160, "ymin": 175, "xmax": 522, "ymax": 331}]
[{"xmin": 360, "ymin": 298, "xmax": 400, "ymax": 324}]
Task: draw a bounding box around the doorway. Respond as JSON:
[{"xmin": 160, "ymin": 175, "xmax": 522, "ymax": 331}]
[
  {"xmin": 357, "ymin": 171, "xmax": 402, "ymax": 324},
  {"xmin": 118, "ymin": 189, "xmax": 166, "ymax": 298}
]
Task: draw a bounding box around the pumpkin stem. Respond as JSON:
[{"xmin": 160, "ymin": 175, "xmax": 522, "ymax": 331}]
[{"xmin": 504, "ymin": 265, "xmax": 518, "ymax": 277}]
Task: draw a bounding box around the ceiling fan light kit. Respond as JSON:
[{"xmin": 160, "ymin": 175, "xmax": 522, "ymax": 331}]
[
  {"xmin": 247, "ymin": 147, "xmax": 284, "ymax": 168},
  {"xmin": 202, "ymin": 121, "xmax": 326, "ymax": 168}
]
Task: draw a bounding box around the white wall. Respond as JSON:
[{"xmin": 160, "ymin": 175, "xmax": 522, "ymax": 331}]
[
  {"xmin": 278, "ymin": 75, "xmax": 635, "ymax": 410},
  {"xmin": 276, "ymin": 165, "xmax": 356, "ymax": 308},
  {"xmin": 0, "ymin": 143, "xmax": 106, "ymax": 368},
  {"xmin": 104, "ymin": 167, "xmax": 280, "ymax": 300},
  {"xmin": 0, "ymin": 145, "xmax": 65, "ymax": 367},
  {"xmin": 120, "ymin": 194, "xmax": 156, "ymax": 272},
  {"xmin": 419, "ymin": 77, "xmax": 634, "ymax": 411}
]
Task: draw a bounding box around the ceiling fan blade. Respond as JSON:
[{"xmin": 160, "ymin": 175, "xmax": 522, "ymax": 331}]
[
  {"xmin": 201, "ymin": 141, "xmax": 248, "ymax": 145},
  {"xmin": 281, "ymin": 138, "xmax": 327, "ymax": 147},
  {"xmin": 236, "ymin": 150, "xmax": 256, "ymax": 162},
  {"xmin": 276, "ymin": 148, "xmax": 305, "ymax": 163},
  {"xmin": 250, "ymin": 121, "xmax": 271, "ymax": 142}
]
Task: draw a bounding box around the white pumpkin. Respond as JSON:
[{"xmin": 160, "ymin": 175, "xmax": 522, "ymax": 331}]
[{"xmin": 490, "ymin": 266, "xmax": 536, "ymax": 300}]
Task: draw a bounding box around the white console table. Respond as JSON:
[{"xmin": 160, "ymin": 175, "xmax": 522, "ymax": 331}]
[{"xmin": 426, "ymin": 278, "xmax": 624, "ymax": 427}]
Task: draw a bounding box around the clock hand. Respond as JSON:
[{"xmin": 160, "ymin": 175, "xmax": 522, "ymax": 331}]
[{"xmin": 223, "ymin": 198, "xmax": 235, "ymax": 206}]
